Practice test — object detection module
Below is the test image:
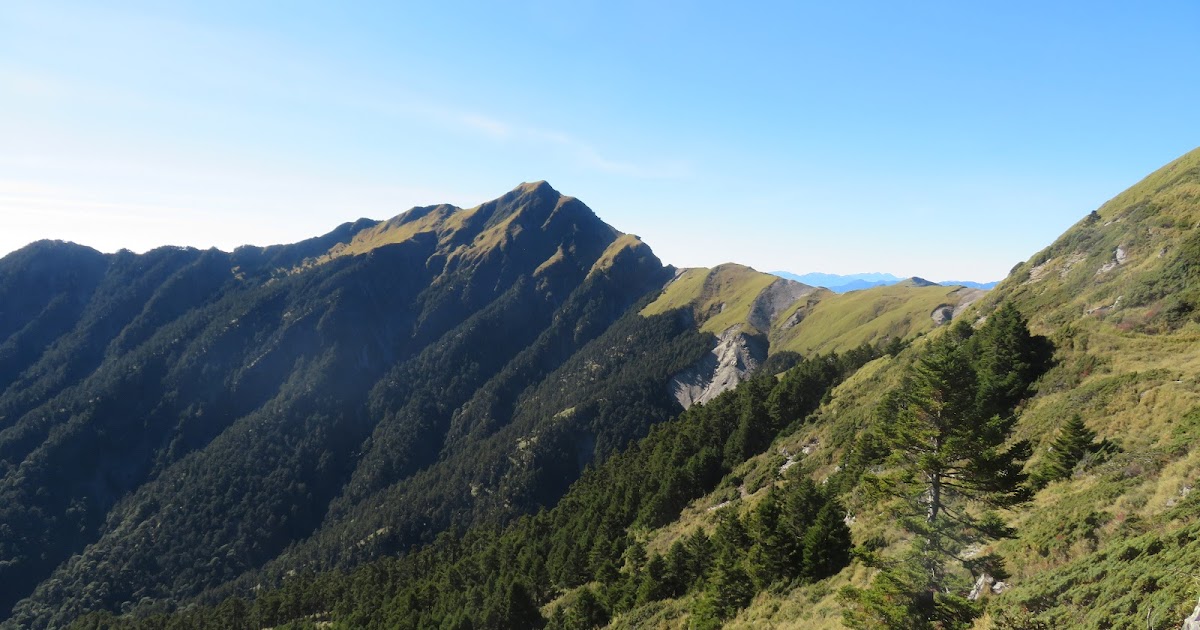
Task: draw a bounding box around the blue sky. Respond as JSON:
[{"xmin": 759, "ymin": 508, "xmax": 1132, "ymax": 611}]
[{"xmin": 2, "ymin": 1, "xmax": 1197, "ymax": 281}]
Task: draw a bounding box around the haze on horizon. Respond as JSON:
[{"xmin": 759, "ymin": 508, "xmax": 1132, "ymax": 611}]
[{"xmin": 2, "ymin": 1, "xmax": 1197, "ymax": 282}]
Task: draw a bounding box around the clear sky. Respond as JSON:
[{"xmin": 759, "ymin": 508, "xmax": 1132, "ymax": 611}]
[{"xmin": 2, "ymin": 1, "xmax": 1197, "ymax": 281}]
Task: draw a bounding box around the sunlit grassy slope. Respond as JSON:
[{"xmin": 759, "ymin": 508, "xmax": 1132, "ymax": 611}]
[
  {"xmin": 603, "ymin": 147, "xmax": 1200, "ymax": 629},
  {"xmin": 641, "ymin": 264, "xmax": 984, "ymax": 357},
  {"xmin": 641, "ymin": 263, "xmax": 784, "ymax": 335},
  {"xmin": 770, "ymin": 282, "xmax": 982, "ymax": 356}
]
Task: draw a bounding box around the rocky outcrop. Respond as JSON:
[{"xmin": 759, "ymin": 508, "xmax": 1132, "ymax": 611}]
[
  {"xmin": 669, "ymin": 325, "xmax": 766, "ymax": 408},
  {"xmin": 930, "ymin": 288, "xmax": 985, "ymax": 325},
  {"xmin": 747, "ymin": 278, "xmax": 816, "ymax": 333},
  {"xmin": 1182, "ymin": 597, "xmax": 1200, "ymax": 630}
]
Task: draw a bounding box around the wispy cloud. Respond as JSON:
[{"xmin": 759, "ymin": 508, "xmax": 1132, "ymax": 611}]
[{"xmin": 344, "ymin": 95, "xmax": 690, "ymax": 180}]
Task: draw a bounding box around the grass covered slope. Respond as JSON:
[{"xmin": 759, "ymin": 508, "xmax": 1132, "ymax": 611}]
[
  {"xmin": 641, "ymin": 265, "xmax": 981, "ymax": 359},
  {"xmin": 717, "ymin": 147, "xmax": 1200, "ymax": 628},
  {"xmin": 770, "ymin": 281, "xmax": 984, "ymax": 356},
  {"xmin": 641, "ymin": 264, "xmax": 798, "ymax": 336}
]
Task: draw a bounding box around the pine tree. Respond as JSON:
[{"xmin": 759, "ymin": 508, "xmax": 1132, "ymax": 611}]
[
  {"xmin": 1044, "ymin": 414, "xmax": 1097, "ymax": 481},
  {"xmin": 500, "ymin": 581, "xmax": 545, "ymax": 629},
  {"xmin": 847, "ymin": 305, "xmax": 1046, "ymax": 630},
  {"xmin": 566, "ymin": 587, "xmax": 608, "ymax": 629},
  {"xmin": 876, "ymin": 333, "xmax": 1030, "ymax": 532},
  {"xmin": 971, "ymin": 302, "xmax": 1052, "ymax": 421},
  {"xmin": 781, "ymin": 476, "xmax": 824, "ymax": 576},
  {"xmin": 663, "ymin": 539, "xmax": 691, "ymax": 597},
  {"xmin": 746, "ymin": 487, "xmax": 788, "ymax": 589},
  {"xmin": 801, "ymin": 499, "xmax": 852, "ymax": 581},
  {"xmin": 635, "ymin": 553, "xmax": 669, "ymax": 604}
]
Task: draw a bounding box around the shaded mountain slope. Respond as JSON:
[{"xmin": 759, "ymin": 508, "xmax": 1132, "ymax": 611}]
[
  {"xmin": 0, "ymin": 182, "xmax": 698, "ymax": 628},
  {"xmin": 96, "ymin": 146, "xmax": 1200, "ymax": 630}
]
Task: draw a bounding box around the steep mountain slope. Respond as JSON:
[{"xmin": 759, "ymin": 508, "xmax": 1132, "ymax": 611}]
[
  {"xmin": 642, "ymin": 264, "xmax": 816, "ymax": 406},
  {"xmin": 97, "ymin": 146, "xmax": 1200, "ymax": 630},
  {"xmin": 641, "ymin": 266, "xmax": 981, "ymax": 408},
  {"xmin": 0, "ymin": 182, "xmax": 705, "ymax": 628},
  {"xmin": 713, "ymin": 146, "xmax": 1200, "ymax": 628}
]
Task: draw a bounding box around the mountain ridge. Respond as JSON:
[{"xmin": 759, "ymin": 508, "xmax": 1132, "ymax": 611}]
[
  {"xmin": 7, "ymin": 144, "xmax": 1198, "ymax": 629},
  {"xmin": 771, "ymin": 270, "xmax": 999, "ymax": 292}
]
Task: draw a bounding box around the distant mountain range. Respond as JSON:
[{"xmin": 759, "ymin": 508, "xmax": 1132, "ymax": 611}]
[{"xmin": 770, "ymin": 271, "xmax": 999, "ymax": 292}]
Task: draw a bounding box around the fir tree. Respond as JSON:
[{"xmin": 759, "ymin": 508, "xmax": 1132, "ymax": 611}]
[
  {"xmin": 781, "ymin": 476, "xmax": 824, "ymax": 574},
  {"xmin": 846, "ymin": 305, "xmax": 1047, "ymax": 629},
  {"xmin": 746, "ymin": 487, "xmax": 788, "ymax": 589},
  {"xmin": 1044, "ymin": 414, "xmax": 1098, "ymax": 481},
  {"xmin": 801, "ymin": 499, "xmax": 852, "ymax": 581}
]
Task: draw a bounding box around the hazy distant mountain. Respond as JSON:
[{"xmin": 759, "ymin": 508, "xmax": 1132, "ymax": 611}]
[
  {"xmin": 771, "ymin": 271, "xmax": 997, "ymax": 292},
  {"xmin": 939, "ymin": 279, "xmax": 999, "ymax": 290},
  {"xmin": 770, "ymin": 271, "xmax": 901, "ymax": 291}
]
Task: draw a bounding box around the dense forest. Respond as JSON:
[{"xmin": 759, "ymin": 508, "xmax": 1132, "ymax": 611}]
[
  {"xmin": 0, "ymin": 183, "xmax": 722, "ymax": 628},
  {"xmin": 66, "ymin": 302, "xmax": 1050, "ymax": 629}
]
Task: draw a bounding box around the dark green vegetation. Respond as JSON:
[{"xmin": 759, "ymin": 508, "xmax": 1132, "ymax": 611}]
[
  {"xmin": 6, "ymin": 146, "xmax": 1200, "ymax": 629},
  {"xmin": 841, "ymin": 304, "xmax": 1052, "ymax": 629},
  {"xmin": 70, "ymin": 348, "xmax": 877, "ymax": 629},
  {"xmin": 0, "ymin": 183, "xmax": 709, "ymax": 628},
  {"xmin": 65, "ymin": 295, "xmax": 1045, "ymax": 630}
]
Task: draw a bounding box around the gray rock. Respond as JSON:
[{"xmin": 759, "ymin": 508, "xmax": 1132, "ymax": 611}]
[
  {"xmin": 670, "ymin": 325, "xmax": 765, "ymax": 408},
  {"xmin": 1183, "ymin": 597, "xmax": 1200, "ymax": 630}
]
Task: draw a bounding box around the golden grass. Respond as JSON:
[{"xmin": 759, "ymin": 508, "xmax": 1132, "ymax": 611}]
[
  {"xmin": 771, "ymin": 285, "xmax": 976, "ymax": 356},
  {"xmin": 640, "ymin": 263, "xmax": 781, "ymax": 335}
]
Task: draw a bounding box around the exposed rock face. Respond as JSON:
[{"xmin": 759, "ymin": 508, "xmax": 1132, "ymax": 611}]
[
  {"xmin": 747, "ymin": 278, "xmax": 816, "ymax": 333},
  {"xmin": 1182, "ymin": 597, "xmax": 1200, "ymax": 630},
  {"xmin": 930, "ymin": 288, "xmax": 985, "ymax": 325},
  {"xmin": 931, "ymin": 305, "xmax": 955, "ymax": 326},
  {"xmin": 670, "ymin": 325, "xmax": 766, "ymax": 408}
]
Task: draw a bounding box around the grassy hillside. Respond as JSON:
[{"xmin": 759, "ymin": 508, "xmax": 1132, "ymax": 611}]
[
  {"xmin": 770, "ymin": 282, "xmax": 983, "ymax": 356},
  {"xmin": 705, "ymin": 147, "xmax": 1200, "ymax": 628},
  {"xmin": 26, "ymin": 148, "xmax": 1200, "ymax": 629},
  {"xmin": 641, "ymin": 264, "xmax": 788, "ymax": 336},
  {"xmin": 642, "ymin": 265, "xmax": 983, "ymax": 357}
]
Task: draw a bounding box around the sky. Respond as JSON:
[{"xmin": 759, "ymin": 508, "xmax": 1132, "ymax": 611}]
[{"xmin": 1, "ymin": 1, "xmax": 1197, "ymax": 282}]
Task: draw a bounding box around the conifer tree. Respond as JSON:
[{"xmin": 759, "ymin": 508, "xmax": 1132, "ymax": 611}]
[
  {"xmin": 782, "ymin": 476, "xmax": 824, "ymax": 574},
  {"xmin": 635, "ymin": 553, "xmax": 669, "ymax": 604},
  {"xmin": 846, "ymin": 304, "xmax": 1047, "ymax": 629},
  {"xmin": 801, "ymin": 499, "xmax": 852, "ymax": 581},
  {"xmin": 500, "ymin": 581, "xmax": 545, "ymax": 629},
  {"xmin": 1044, "ymin": 414, "xmax": 1098, "ymax": 481},
  {"xmin": 747, "ymin": 487, "xmax": 788, "ymax": 589}
]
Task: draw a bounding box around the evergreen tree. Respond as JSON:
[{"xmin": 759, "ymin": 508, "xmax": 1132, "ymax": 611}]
[
  {"xmin": 566, "ymin": 587, "xmax": 608, "ymax": 630},
  {"xmin": 683, "ymin": 530, "xmax": 714, "ymax": 590},
  {"xmin": 635, "ymin": 553, "xmax": 669, "ymax": 604},
  {"xmin": 500, "ymin": 581, "xmax": 545, "ymax": 629},
  {"xmin": 711, "ymin": 510, "xmax": 751, "ymax": 565},
  {"xmin": 847, "ymin": 305, "xmax": 1047, "ymax": 629},
  {"xmin": 971, "ymin": 302, "xmax": 1052, "ymax": 420},
  {"xmin": 662, "ymin": 540, "xmax": 691, "ymax": 598},
  {"xmin": 801, "ymin": 499, "xmax": 852, "ymax": 581},
  {"xmin": 747, "ymin": 487, "xmax": 788, "ymax": 589},
  {"xmin": 1044, "ymin": 414, "xmax": 1098, "ymax": 481},
  {"xmin": 704, "ymin": 560, "xmax": 755, "ymax": 620},
  {"xmin": 781, "ymin": 476, "xmax": 824, "ymax": 575}
]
